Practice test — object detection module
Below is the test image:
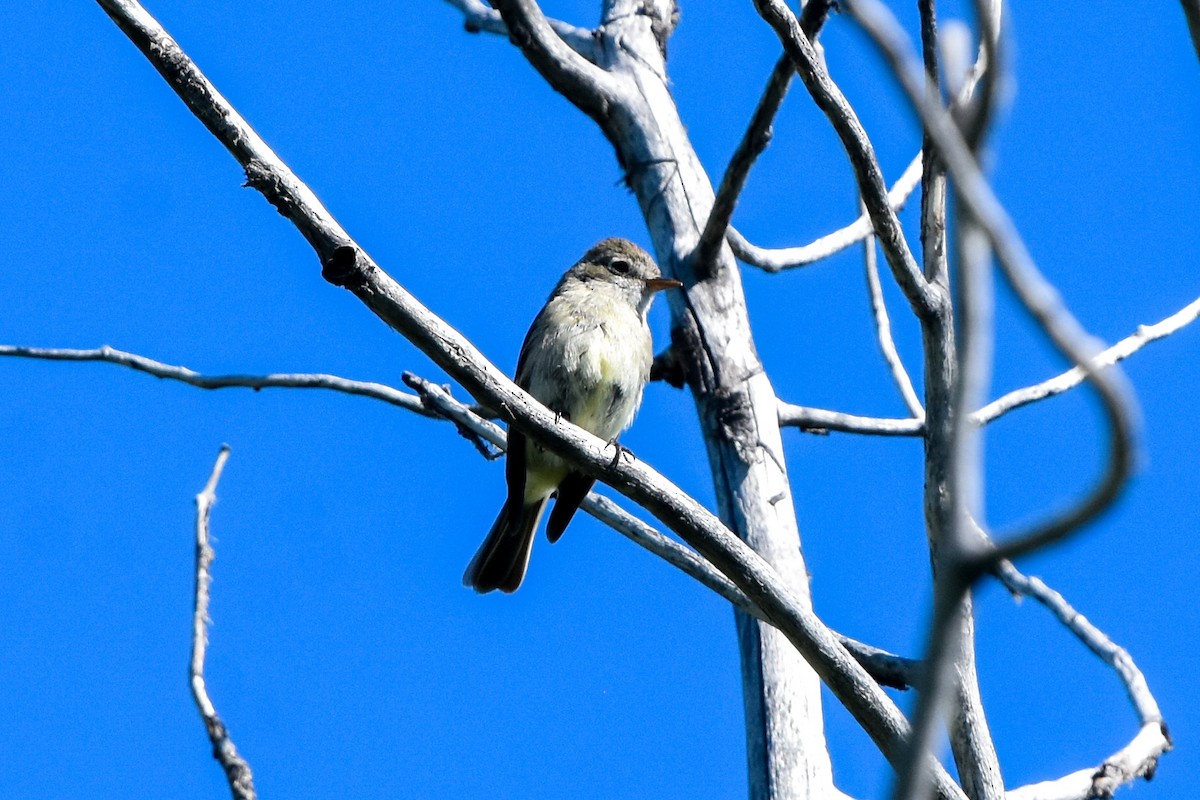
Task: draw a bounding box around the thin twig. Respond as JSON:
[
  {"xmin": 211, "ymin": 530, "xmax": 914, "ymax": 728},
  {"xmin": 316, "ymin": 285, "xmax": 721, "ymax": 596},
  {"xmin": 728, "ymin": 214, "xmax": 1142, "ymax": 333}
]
[
  {"xmin": 993, "ymin": 561, "xmax": 1162, "ymax": 725},
  {"xmin": 728, "ymin": 152, "xmax": 923, "ymax": 272},
  {"xmin": 191, "ymin": 445, "xmax": 256, "ymax": 800},
  {"xmin": 584, "ymin": 494, "xmax": 920, "ymax": 690},
  {"xmin": 864, "ymin": 228, "xmax": 925, "ymax": 417},
  {"xmin": 0, "ymin": 344, "xmax": 434, "ymax": 414},
  {"xmin": 777, "ymin": 401, "xmax": 924, "ymax": 436},
  {"xmin": 694, "ymin": 54, "xmax": 794, "ymax": 276},
  {"xmin": 973, "ymin": 296, "xmax": 1200, "ymax": 425},
  {"xmin": 440, "ymin": 0, "xmax": 599, "ymax": 59}
]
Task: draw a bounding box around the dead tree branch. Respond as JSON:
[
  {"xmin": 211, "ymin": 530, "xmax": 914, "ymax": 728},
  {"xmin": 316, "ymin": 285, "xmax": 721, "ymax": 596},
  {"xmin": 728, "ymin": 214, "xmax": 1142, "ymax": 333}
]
[
  {"xmin": 191, "ymin": 445, "xmax": 256, "ymax": 800},
  {"xmin": 728, "ymin": 155, "xmax": 923, "ymax": 272},
  {"xmin": 973, "ymin": 296, "xmax": 1200, "ymax": 425},
  {"xmin": 441, "ymin": 0, "xmax": 599, "ymax": 59}
]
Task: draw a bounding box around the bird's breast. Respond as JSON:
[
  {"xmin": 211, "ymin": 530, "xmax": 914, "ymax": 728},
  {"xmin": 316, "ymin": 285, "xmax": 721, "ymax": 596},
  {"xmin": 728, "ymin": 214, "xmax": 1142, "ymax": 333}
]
[{"xmin": 523, "ymin": 288, "xmax": 652, "ymax": 442}]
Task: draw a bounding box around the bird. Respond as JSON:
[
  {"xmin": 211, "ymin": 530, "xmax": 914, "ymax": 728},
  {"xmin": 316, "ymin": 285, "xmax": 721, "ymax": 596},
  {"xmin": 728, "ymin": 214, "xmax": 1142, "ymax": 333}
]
[{"xmin": 464, "ymin": 238, "xmax": 681, "ymax": 593}]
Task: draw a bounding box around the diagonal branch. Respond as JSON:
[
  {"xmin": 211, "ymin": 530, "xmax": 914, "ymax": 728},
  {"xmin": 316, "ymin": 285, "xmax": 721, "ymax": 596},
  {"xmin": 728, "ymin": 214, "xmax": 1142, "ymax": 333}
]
[
  {"xmin": 191, "ymin": 445, "xmax": 256, "ymax": 800},
  {"xmin": 750, "ymin": 0, "xmax": 942, "ymax": 319},
  {"xmin": 693, "ymin": 0, "xmax": 836, "ymax": 274},
  {"xmin": 728, "ymin": 153, "xmax": 923, "ymax": 272},
  {"xmin": 489, "ymin": 0, "xmax": 619, "ymax": 120},
  {"xmin": 441, "ymin": 0, "xmax": 599, "ymax": 59},
  {"xmin": 973, "ymin": 295, "xmax": 1200, "ymax": 425},
  {"xmin": 864, "ymin": 227, "xmax": 925, "ymax": 418},
  {"xmin": 408, "ymin": 376, "xmax": 920, "ymax": 690}
]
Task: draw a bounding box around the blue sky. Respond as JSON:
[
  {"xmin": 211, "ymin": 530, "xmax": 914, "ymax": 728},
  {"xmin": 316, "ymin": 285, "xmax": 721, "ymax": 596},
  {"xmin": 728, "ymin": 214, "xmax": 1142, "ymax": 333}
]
[{"xmin": 0, "ymin": 2, "xmax": 1196, "ymax": 798}]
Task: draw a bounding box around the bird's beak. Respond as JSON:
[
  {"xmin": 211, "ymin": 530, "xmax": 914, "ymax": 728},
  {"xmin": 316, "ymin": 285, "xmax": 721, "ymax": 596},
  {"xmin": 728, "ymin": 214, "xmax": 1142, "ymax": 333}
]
[{"xmin": 644, "ymin": 277, "xmax": 684, "ymax": 293}]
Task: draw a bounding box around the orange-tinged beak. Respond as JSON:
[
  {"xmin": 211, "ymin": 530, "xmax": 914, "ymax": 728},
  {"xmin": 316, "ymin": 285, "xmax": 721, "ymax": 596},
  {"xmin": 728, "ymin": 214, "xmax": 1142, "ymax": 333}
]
[{"xmin": 644, "ymin": 277, "xmax": 684, "ymax": 292}]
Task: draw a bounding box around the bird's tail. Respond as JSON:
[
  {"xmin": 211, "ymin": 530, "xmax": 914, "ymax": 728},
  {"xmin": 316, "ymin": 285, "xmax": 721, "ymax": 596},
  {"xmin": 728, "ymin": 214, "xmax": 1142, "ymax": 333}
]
[{"xmin": 463, "ymin": 497, "xmax": 548, "ymax": 593}]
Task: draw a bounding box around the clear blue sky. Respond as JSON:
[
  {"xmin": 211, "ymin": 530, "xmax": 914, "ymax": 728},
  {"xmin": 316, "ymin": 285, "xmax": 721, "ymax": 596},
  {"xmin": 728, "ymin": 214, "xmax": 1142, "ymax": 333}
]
[{"xmin": 1, "ymin": 2, "xmax": 1196, "ymax": 798}]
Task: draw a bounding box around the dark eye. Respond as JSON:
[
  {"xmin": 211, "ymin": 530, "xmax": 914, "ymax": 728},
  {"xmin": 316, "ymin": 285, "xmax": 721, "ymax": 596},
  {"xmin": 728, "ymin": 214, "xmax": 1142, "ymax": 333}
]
[{"xmin": 610, "ymin": 258, "xmax": 632, "ymax": 275}]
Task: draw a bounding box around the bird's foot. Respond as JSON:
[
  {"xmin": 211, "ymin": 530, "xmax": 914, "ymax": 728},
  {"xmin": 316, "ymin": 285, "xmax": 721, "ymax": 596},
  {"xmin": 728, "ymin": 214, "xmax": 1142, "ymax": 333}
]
[{"xmin": 605, "ymin": 439, "xmax": 635, "ymax": 467}]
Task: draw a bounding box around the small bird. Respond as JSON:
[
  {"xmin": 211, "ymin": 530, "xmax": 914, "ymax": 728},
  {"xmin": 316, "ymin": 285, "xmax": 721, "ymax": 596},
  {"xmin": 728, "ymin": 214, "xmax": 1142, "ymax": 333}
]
[{"xmin": 464, "ymin": 238, "xmax": 682, "ymax": 593}]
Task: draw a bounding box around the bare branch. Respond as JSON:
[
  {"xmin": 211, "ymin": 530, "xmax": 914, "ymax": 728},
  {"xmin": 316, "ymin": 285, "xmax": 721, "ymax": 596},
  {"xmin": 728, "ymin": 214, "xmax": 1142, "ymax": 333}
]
[
  {"xmin": 729, "ymin": 151, "xmax": 923, "ymax": 272},
  {"xmin": 985, "ymin": 536, "xmax": 1169, "ymax": 798},
  {"xmin": 778, "ymin": 401, "xmax": 924, "ymax": 436},
  {"xmin": 693, "ymin": 0, "xmax": 836, "ymax": 274},
  {"xmin": 973, "ymin": 296, "xmax": 1200, "ymax": 425},
  {"xmin": 402, "ymin": 371, "xmax": 506, "ymax": 458},
  {"xmin": 864, "ymin": 231, "xmax": 925, "ymax": 417},
  {"xmin": 994, "ymin": 561, "xmax": 1161, "ymax": 724},
  {"xmin": 191, "ymin": 445, "xmax": 256, "ymax": 800},
  {"xmin": 844, "ymin": 0, "xmax": 1138, "ymax": 567},
  {"xmin": 694, "ymin": 54, "xmax": 794, "ymax": 276},
  {"xmin": 0, "ymin": 343, "xmax": 430, "ymax": 414},
  {"xmin": 1006, "ymin": 723, "xmax": 1171, "ymax": 800},
  {"xmin": 440, "ymin": 0, "xmax": 599, "ymax": 59},
  {"xmin": 749, "ymin": 0, "xmax": 942, "ymax": 319},
  {"xmin": 489, "ymin": 0, "xmax": 619, "ymax": 120}
]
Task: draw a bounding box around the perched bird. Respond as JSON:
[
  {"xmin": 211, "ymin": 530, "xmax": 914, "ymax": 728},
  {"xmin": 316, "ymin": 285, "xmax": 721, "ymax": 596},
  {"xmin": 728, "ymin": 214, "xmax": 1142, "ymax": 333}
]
[{"xmin": 464, "ymin": 238, "xmax": 681, "ymax": 593}]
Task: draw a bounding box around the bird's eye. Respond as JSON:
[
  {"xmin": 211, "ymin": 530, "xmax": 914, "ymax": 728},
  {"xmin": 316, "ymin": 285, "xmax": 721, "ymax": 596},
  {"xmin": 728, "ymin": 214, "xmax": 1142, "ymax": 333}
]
[{"xmin": 610, "ymin": 258, "xmax": 632, "ymax": 275}]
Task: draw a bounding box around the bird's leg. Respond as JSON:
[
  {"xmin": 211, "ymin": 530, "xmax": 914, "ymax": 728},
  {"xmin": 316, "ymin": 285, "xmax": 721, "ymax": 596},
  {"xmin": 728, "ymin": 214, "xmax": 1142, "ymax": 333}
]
[{"xmin": 605, "ymin": 438, "xmax": 635, "ymax": 467}]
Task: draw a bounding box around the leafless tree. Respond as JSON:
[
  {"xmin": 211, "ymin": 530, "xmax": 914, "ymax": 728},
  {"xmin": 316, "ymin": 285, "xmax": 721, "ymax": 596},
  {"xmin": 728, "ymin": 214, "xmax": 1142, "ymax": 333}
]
[{"xmin": 5, "ymin": 1, "xmax": 1198, "ymax": 799}]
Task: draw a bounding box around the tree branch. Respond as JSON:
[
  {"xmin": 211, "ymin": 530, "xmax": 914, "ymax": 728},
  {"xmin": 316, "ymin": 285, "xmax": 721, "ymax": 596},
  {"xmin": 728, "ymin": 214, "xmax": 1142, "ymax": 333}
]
[
  {"xmin": 990, "ymin": 544, "xmax": 1170, "ymax": 799},
  {"xmin": 844, "ymin": 0, "xmax": 1138, "ymax": 568},
  {"xmin": 441, "ymin": 0, "xmax": 599, "ymax": 59},
  {"xmin": 0, "ymin": 343, "xmax": 431, "ymax": 414},
  {"xmin": 864, "ymin": 228, "xmax": 924, "ymax": 418},
  {"xmin": 777, "ymin": 401, "xmax": 924, "ymax": 436},
  {"xmin": 489, "ymin": 0, "xmax": 619, "ymax": 120},
  {"xmin": 406, "ymin": 377, "xmax": 920, "ymax": 691},
  {"xmin": 728, "ymin": 153, "xmax": 923, "ymax": 272},
  {"xmin": 750, "ymin": 0, "xmax": 942, "ymax": 319},
  {"xmin": 693, "ymin": 0, "xmax": 836, "ymax": 275},
  {"xmin": 973, "ymin": 295, "xmax": 1200, "ymax": 425},
  {"xmin": 191, "ymin": 445, "xmax": 256, "ymax": 800}
]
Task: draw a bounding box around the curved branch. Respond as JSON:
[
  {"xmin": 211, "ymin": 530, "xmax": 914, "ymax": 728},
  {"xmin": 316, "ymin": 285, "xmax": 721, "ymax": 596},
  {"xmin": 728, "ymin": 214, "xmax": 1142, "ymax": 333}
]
[
  {"xmin": 441, "ymin": 0, "xmax": 599, "ymax": 59},
  {"xmin": 844, "ymin": 0, "xmax": 1138, "ymax": 568},
  {"xmin": 1180, "ymin": 0, "xmax": 1200, "ymax": 66},
  {"xmin": 1006, "ymin": 723, "xmax": 1170, "ymax": 800},
  {"xmin": 96, "ymin": 3, "xmax": 962, "ymax": 789},
  {"xmin": 729, "ymin": 153, "xmax": 923, "ymax": 272},
  {"xmin": 489, "ymin": 0, "xmax": 620, "ymax": 119}
]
